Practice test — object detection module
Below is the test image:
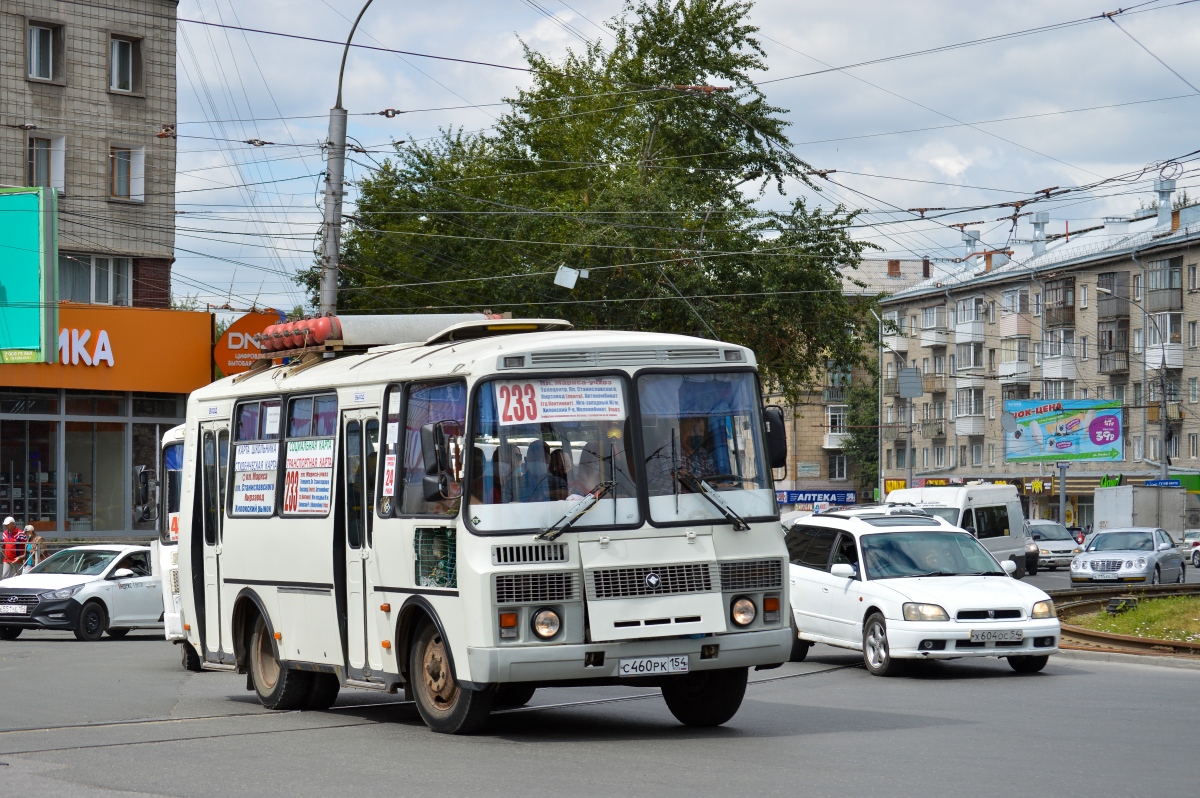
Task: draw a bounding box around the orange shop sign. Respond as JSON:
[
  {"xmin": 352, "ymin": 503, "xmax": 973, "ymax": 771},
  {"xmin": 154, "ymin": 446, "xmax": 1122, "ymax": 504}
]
[
  {"xmin": 0, "ymin": 304, "xmax": 213, "ymax": 394},
  {"xmin": 213, "ymin": 311, "xmax": 283, "ymax": 376}
]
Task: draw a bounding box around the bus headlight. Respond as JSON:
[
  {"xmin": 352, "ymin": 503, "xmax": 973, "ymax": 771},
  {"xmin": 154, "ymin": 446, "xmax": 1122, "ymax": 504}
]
[
  {"xmin": 730, "ymin": 597, "xmax": 756, "ymax": 627},
  {"xmin": 531, "ymin": 608, "xmax": 561, "ymax": 640}
]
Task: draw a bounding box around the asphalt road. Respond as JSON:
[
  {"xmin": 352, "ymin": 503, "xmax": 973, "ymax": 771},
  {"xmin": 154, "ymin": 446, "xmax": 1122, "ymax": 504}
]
[
  {"xmin": 1026, "ymin": 557, "xmax": 1200, "ymax": 592},
  {"xmin": 0, "ymin": 629, "xmax": 1196, "ymax": 798}
]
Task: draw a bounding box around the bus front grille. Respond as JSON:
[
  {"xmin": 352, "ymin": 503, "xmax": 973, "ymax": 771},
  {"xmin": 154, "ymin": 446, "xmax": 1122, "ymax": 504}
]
[
  {"xmin": 719, "ymin": 559, "xmax": 783, "ymax": 592},
  {"xmin": 494, "ymin": 572, "xmax": 579, "ymax": 605},
  {"xmin": 586, "ymin": 563, "xmax": 716, "ymax": 600},
  {"xmin": 492, "ymin": 543, "xmax": 569, "ymax": 566}
]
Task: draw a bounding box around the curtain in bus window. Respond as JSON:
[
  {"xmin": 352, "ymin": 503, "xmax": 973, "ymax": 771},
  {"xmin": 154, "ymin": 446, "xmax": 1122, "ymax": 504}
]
[
  {"xmin": 400, "ymin": 382, "xmax": 465, "ymax": 516},
  {"xmin": 202, "ymin": 433, "xmax": 218, "ymax": 544}
]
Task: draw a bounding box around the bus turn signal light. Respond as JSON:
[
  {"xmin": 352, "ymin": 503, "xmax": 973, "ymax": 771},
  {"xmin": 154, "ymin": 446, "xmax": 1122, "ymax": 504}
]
[
  {"xmin": 380, "ymin": 603, "xmax": 391, "ymax": 613},
  {"xmin": 499, "ymin": 612, "xmax": 519, "ymax": 639},
  {"xmin": 273, "ymin": 632, "xmax": 282, "ymax": 641},
  {"xmin": 763, "ymin": 595, "xmax": 780, "ymax": 623},
  {"xmin": 183, "ymin": 624, "xmax": 190, "ymax": 631},
  {"xmin": 382, "ymin": 640, "xmax": 391, "ymax": 649}
]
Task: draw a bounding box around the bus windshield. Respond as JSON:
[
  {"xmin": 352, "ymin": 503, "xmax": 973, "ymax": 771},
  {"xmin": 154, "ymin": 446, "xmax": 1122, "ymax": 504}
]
[
  {"xmin": 159, "ymin": 442, "xmax": 184, "ymax": 544},
  {"xmin": 639, "ymin": 372, "xmax": 774, "ymax": 524},
  {"xmin": 468, "ymin": 376, "xmax": 639, "ymax": 532}
]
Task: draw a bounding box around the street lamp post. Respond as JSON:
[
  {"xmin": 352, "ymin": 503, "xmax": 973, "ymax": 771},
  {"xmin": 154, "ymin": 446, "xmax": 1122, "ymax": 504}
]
[
  {"xmin": 318, "ymin": 0, "xmax": 376, "ymax": 316},
  {"xmin": 1097, "ymin": 286, "xmax": 1170, "ymax": 479}
]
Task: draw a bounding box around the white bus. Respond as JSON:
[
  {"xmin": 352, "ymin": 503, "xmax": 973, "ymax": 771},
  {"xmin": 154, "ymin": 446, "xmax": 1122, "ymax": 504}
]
[{"xmin": 171, "ymin": 315, "xmax": 791, "ymax": 733}]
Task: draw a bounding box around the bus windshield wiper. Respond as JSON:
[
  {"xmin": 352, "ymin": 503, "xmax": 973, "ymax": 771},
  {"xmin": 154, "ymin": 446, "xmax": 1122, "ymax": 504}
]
[
  {"xmin": 676, "ymin": 472, "xmax": 750, "ymax": 531},
  {"xmin": 536, "ymin": 481, "xmax": 615, "ymax": 541}
]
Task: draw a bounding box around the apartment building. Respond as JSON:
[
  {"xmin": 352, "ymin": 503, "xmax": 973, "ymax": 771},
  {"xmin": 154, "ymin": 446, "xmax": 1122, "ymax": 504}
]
[
  {"xmin": 0, "ymin": 1, "xmax": 213, "ymax": 538},
  {"xmin": 877, "ymin": 181, "xmax": 1200, "ymax": 528},
  {"xmin": 774, "ymin": 258, "xmax": 927, "ymax": 511}
]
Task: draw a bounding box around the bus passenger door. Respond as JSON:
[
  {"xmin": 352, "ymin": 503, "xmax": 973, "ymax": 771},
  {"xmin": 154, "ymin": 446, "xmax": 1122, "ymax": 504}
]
[
  {"xmin": 342, "ymin": 411, "xmax": 380, "ymax": 674},
  {"xmin": 200, "ymin": 423, "xmax": 229, "ymax": 659}
]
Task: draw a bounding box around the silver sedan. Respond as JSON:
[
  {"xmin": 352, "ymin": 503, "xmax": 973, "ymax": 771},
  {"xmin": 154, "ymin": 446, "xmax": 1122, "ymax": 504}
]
[{"xmin": 1071, "ymin": 527, "xmax": 1186, "ymax": 585}]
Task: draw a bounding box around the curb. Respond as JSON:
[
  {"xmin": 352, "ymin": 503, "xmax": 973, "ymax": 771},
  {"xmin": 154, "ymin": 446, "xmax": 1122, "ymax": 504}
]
[{"xmin": 1055, "ymin": 647, "xmax": 1200, "ymax": 671}]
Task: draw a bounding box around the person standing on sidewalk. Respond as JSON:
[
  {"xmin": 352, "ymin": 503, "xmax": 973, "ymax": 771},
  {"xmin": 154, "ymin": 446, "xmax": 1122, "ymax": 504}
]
[
  {"xmin": 2, "ymin": 517, "xmax": 28, "ymax": 579},
  {"xmin": 23, "ymin": 525, "xmax": 45, "ymax": 570}
]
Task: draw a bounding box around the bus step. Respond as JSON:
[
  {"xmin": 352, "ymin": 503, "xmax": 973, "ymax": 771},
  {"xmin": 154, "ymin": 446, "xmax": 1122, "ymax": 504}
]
[
  {"xmin": 344, "ymin": 678, "xmax": 390, "ymax": 692},
  {"xmin": 201, "ymin": 662, "xmax": 237, "ymax": 672}
]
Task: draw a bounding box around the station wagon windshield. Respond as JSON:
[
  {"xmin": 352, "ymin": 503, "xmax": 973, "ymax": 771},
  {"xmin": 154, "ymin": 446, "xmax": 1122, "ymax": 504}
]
[
  {"xmin": 860, "ymin": 532, "xmax": 1005, "ymax": 579},
  {"xmin": 1030, "ymin": 522, "xmax": 1074, "ymax": 541}
]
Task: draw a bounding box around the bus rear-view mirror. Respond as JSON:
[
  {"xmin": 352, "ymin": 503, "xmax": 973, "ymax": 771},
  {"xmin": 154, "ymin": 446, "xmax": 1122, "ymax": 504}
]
[
  {"xmin": 763, "ymin": 405, "xmax": 788, "ymax": 469},
  {"xmin": 420, "ymin": 420, "xmax": 463, "ymax": 501}
]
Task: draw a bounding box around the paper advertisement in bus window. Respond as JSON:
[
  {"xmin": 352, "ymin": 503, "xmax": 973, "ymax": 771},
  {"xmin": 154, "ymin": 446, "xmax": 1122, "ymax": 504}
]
[
  {"xmin": 493, "ymin": 378, "xmax": 625, "ymax": 426},
  {"xmin": 284, "ymin": 439, "xmax": 334, "ymax": 514},
  {"xmin": 232, "ymin": 443, "xmax": 279, "ymax": 515}
]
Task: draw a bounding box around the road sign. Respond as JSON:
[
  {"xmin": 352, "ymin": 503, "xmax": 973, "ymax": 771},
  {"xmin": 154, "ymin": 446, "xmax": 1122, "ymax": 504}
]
[
  {"xmin": 897, "ymin": 367, "xmax": 922, "ymax": 399},
  {"xmin": 1145, "ymin": 479, "xmax": 1181, "ymax": 487}
]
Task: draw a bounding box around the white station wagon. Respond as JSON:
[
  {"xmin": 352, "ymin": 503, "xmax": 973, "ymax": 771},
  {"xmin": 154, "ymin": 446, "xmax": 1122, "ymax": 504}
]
[{"xmin": 784, "ymin": 508, "xmax": 1060, "ymax": 675}]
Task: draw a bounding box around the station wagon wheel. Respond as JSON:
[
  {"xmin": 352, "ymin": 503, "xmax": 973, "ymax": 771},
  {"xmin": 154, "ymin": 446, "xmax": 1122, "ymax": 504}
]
[
  {"xmin": 408, "ymin": 621, "xmax": 493, "ymax": 734},
  {"xmin": 862, "ymin": 613, "xmax": 901, "ymax": 676}
]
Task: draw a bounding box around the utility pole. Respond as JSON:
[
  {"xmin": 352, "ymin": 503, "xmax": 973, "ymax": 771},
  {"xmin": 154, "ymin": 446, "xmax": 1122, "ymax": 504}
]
[
  {"xmin": 1161, "ymin": 365, "xmax": 1171, "ymax": 479},
  {"xmin": 319, "ymin": 0, "xmax": 375, "ymax": 317}
]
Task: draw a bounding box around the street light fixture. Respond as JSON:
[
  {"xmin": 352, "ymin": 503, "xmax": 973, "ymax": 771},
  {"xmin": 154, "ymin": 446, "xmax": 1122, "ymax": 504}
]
[{"xmin": 1096, "ymin": 285, "xmax": 1171, "ymax": 478}]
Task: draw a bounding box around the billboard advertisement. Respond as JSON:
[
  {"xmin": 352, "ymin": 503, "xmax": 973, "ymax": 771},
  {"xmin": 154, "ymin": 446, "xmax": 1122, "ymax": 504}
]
[
  {"xmin": 0, "ymin": 187, "xmax": 57, "ymax": 363},
  {"xmin": 1003, "ymin": 399, "xmax": 1123, "ymax": 463}
]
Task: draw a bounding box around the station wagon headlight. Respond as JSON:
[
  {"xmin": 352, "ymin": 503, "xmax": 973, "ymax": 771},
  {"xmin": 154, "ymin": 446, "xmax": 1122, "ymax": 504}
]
[
  {"xmin": 1040, "ymin": 549, "xmax": 1051, "ymax": 555},
  {"xmin": 730, "ymin": 597, "xmax": 757, "ymax": 627},
  {"xmin": 1032, "ymin": 600, "xmax": 1056, "ymax": 619},
  {"xmin": 40, "ymin": 585, "xmax": 83, "ymax": 601},
  {"xmin": 531, "ymin": 608, "xmax": 561, "ymax": 640},
  {"xmin": 902, "ymin": 603, "xmax": 948, "ymax": 622}
]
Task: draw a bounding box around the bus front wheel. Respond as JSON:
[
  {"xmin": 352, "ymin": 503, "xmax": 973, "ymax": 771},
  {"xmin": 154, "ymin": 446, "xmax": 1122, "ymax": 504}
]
[
  {"xmin": 408, "ymin": 621, "xmax": 493, "ymax": 734},
  {"xmin": 660, "ymin": 667, "xmax": 748, "ymax": 727},
  {"xmin": 249, "ymin": 615, "xmax": 311, "ymax": 710}
]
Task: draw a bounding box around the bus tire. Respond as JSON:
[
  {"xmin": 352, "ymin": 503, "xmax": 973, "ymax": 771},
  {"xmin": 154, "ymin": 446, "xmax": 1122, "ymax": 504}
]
[
  {"xmin": 304, "ymin": 672, "xmax": 341, "ymax": 710},
  {"xmin": 249, "ymin": 615, "xmax": 311, "ymax": 710},
  {"xmin": 494, "ymin": 684, "xmax": 537, "ymax": 708},
  {"xmin": 181, "ymin": 640, "xmax": 203, "ymax": 672},
  {"xmin": 660, "ymin": 667, "xmax": 748, "ymax": 727},
  {"xmin": 409, "ymin": 621, "xmax": 493, "ymax": 734},
  {"xmin": 74, "ymin": 601, "xmax": 107, "ymax": 642},
  {"xmin": 789, "ymin": 616, "xmax": 809, "ymax": 662}
]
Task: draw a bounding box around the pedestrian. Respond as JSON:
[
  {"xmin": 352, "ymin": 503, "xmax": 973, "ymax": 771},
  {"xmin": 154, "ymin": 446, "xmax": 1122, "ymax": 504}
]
[
  {"xmin": 2, "ymin": 517, "xmax": 28, "ymax": 579},
  {"xmin": 24, "ymin": 524, "xmax": 45, "ymax": 570}
]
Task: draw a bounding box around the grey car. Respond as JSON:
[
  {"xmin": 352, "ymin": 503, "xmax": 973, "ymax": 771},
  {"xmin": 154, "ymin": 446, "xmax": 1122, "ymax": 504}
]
[
  {"xmin": 1027, "ymin": 520, "xmax": 1082, "ymax": 570},
  {"xmin": 1071, "ymin": 527, "xmax": 1186, "ymax": 585}
]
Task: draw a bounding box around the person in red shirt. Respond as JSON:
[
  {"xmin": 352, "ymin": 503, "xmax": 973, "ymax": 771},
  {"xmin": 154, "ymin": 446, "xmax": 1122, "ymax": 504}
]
[{"xmin": 2, "ymin": 517, "xmax": 28, "ymax": 579}]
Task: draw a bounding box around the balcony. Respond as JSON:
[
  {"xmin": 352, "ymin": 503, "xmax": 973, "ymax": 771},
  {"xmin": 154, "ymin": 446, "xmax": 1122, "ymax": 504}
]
[
  {"xmin": 1147, "ymin": 403, "xmax": 1185, "ymax": 423},
  {"xmin": 823, "ymin": 431, "xmax": 847, "ymax": 449},
  {"xmin": 920, "ymin": 325, "xmax": 949, "ymax": 348},
  {"xmin": 922, "ymin": 373, "xmax": 947, "ymax": 393},
  {"xmin": 883, "ymin": 331, "xmax": 909, "ymax": 354},
  {"xmin": 1041, "ymin": 356, "xmax": 1077, "ymax": 380},
  {"xmin": 1044, "ymin": 304, "xmax": 1075, "ymax": 328},
  {"xmin": 955, "ymin": 415, "xmax": 986, "ymax": 437},
  {"xmin": 1148, "ymin": 287, "xmax": 1183, "ymax": 312},
  {"xmin": 1098, "ymin": 348, "xmax": 1129, "ymax": 374},
  {"xmin": 823, "ymin": 386, "xmax": 847, "ymax": 402},
  {"xmin": 1146, "ymin": 343, "xmax": 1184, "ymax": 369},
  {"xmin": 998, "ymin": 312, "xmax": 1031, "ymax": 337},
  {"xmin": 954, "ymin": 318, "xmax": 985, "ymax": 343},
  {"xmin": 921, "ymin": 419, "xmax": 947, "ymax": 438},
  {"xmin": 883, "ymin": 378, "xmax": 901, "ymax": 396},
  {"xmin": 881, "ymin": 423, "xmax": 909, "ymax": 442},
  {"xmin": 1097, "ymin": 293, "xmax": 1130, "ymax": 319},
  {"xmin": 998, "ymin": 360, "xmax": 1031, "ymax": 382}
]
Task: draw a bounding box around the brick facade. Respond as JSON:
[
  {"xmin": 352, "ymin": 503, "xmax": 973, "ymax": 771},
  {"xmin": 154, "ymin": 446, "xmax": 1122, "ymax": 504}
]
[{"xmin": 133, "ymin": 257, "xmax": 171, "ymax": 307}]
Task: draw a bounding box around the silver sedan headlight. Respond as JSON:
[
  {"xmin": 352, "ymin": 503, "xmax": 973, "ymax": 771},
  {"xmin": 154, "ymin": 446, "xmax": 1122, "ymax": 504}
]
[
  {"xmin": 1071, "ymin": 559, "xmax": 1088, "ymax": 571},
  {"xmin": 40, "ymin": 584, "xmax": 84, "ymax": 600},
  {"xmin": 1135, "ymin": 557, "xmax": 1147, "ymax": 569}
]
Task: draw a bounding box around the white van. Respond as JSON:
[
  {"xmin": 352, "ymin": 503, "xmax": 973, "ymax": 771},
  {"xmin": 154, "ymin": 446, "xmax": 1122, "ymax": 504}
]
[{"xmin": 884, "ymin": 485, "xmax": 1029, "ymax": 578}]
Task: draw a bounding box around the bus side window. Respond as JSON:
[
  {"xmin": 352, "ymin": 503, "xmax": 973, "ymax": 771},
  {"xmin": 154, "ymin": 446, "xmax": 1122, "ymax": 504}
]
[
  {"xmin": 401, "ymin": 381, "xmax": 466, "ymax": 516},
  {"xmin": 202, "ymin": 432, "xmax": 219, "ymax": 545}
]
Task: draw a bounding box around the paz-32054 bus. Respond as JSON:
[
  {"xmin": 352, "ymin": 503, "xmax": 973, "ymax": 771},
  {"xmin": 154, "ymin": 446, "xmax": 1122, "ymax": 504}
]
[{"xmin": 170, "ymin": 314, "xmax": 792, "ymax": 733}]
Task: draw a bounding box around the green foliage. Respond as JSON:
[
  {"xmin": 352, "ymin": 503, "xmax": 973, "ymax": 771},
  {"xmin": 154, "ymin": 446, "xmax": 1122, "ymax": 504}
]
[
  {"xmin": 170, "ymin": 293, "xmax": 201, "ymax": 311},
  {"xmin": 304, "ymin": 0, "xmax": 876, "ymax": 395},
  {"xmin": 841, "ymin": 358, "xmax": 880, "ymax": 491},
  {"xmin": 1073, "ymin": 596, "xmax": 1200, "ymax": 643}
]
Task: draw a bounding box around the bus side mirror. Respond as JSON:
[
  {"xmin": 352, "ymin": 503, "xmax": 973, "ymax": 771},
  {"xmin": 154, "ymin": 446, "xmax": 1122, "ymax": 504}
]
[
  {"xmin": 134, "ymin": 466, "xmax": 158, "ymax": 522},
  {"xmin": 763, "ymin": 405, "xmax": 788, "ymax": 470},
  {"xmin": 421, "ymin": 420, "xmax": 463, "ymax": 502}
]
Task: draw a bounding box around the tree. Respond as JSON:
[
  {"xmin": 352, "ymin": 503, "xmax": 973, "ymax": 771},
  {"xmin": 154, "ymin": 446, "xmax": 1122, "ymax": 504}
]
[
  {"xmin": 841, "ymin": 358, "xmax": 880, "ymax": 493},
  {"xmin": 304, "ymin": 0, "xmax": 876, "ymax": 395}
]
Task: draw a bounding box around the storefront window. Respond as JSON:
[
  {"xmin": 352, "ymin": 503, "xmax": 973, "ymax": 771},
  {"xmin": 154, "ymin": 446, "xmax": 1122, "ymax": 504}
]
[
  {"xmin": 133, "ymin": 393, "xmax": 187, "ymax": 418},
  {"xmin": 66, "ymin": 391, "xmax": 126, "ymax": 416},
  {"xmin": 66, "ymin": 422, "xmax": 125, "ymax": 532},
  {"xmin": 0, "ymin": 390, "xmax": 59, "ymax": 414},
  {"xmin": 0, "ymin": 420, "xmax": 58, "ymax": 532},
  {"xmin": 132, "ymin": 423, "xmax": 167, "ymax": 532}
]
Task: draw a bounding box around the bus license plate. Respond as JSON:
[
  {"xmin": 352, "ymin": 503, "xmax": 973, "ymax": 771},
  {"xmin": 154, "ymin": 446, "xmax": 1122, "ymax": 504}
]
[
  {"xmin": 618, "ymin": 655, "xmax": 689, "ymax": 676},
  {"xmin": 0, "ymin": 604, "xmax": 26, "ymax": 615},
  {"xmin": 970, "ymin": 629, "xmax": 1023, "ymax": 643}
]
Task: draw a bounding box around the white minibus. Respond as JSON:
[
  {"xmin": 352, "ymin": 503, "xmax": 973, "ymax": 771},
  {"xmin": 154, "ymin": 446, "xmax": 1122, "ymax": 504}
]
[{"xmin": 170, "ymin": 315, "xmax": 791, "ymax": 733}]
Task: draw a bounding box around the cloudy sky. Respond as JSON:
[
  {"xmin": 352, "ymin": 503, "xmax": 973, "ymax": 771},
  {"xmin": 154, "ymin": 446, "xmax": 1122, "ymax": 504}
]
[{"xmin": 171, "ymin": 0, "xmax": 1200, "ymax": 317}]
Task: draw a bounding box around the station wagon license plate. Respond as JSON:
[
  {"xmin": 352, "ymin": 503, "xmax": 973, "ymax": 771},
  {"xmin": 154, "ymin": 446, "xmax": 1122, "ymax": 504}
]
[
  {"xmin": 0, "ymin": 604, "xmax": 26, "ymax": 615},
  {"xmin": 618, "ymin": 655, "xmax": 689, "ymax": 676},
  {"xmin": 970, "ymin": 629, "xmax": 1023, "ymax": 643}
]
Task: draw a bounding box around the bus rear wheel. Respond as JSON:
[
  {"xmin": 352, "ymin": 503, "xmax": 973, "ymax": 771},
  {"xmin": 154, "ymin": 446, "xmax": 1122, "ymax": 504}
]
[
  {"xmin": 660, "ymin": 667, "xmax": 748, "ymax": 727},
  {"xmin": 249, "ymin": 615, "xmax": 311, "ymax": 710},
  {"xmin": 408, "ymin": 621, "xmax": 493, "ymax": 733}
]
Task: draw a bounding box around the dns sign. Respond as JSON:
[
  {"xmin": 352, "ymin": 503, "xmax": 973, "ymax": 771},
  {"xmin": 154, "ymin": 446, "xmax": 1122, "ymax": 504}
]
[{"xmin": 213, "ymin": 311, "xmax": 282, "ymax": 376}]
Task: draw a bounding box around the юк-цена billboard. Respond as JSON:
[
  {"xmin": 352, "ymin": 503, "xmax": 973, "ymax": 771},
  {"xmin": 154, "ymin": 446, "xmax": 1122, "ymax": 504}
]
[
  {"xmin": 1004, "ymin": 399, "xmax": 1123, "ymax": 463},
  {"xmin": 0, "ymin": 187, "xmax": 57, "ymax": 363}
]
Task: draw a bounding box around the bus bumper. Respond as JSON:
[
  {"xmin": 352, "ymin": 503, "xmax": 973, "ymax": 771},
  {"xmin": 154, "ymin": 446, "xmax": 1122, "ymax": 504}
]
[{"xmin": 465, "ymin": 627, "xmax": 792, "ymax": 684}]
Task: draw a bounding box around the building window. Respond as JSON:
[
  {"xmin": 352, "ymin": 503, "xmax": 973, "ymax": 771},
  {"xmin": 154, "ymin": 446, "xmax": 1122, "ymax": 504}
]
[
  {"xmin": 987, "ymin": 395, "xmax": 997, "ymax": 418},
  {"xmin": 1002, "ymin": 288, "xmax": 1030, "ymax": 314},
  {"xmin": 1042, "ymin": 380, "xmax": 1076, "ymax": 401},
  {"xmin": 26, "ymin": 135, "xmax": 65, "ymax": 191},
  {"xmin": 1190, "ymin": 264, "xmax": 1198, "ymax": 291},
  {"xmin": 934, "ymin": 446, "xmax": 945, "ymax": 467},
  {"xmin": 1190, "ymin": 321, "xmax": 1197, "ymax": 348},
  {"xmin": 828, "ymin": 454, "xmax": 847, "ymax": 481},
  {"xmin": 988, "ymin": 443, "xmax": 996, "ymax": 466},
  {"xmin": 1134, "ymin": 382, "xmax": 1143, "ymax": 407},
  {"xmin": 934, "ymin": 355, "xmax": 945, "ymax": 374},
  {"xmin": 826, "ymin": 405, "xmax": 847, "ymax": 434},
  {"xmin": 955, "ymin": 342, "xmax": 984, "ymax": 369},
  {"xmin": 1043, "ymin": 329, "xmax": 1075, "ymax": 358},
  {"xmin": 108, "ymin": 146, "xmax": 144, "ymax": 201},
  {"xmin": 885, "ymin": 449, "xmax": 892, "ymax": 470},
  {"xmin": 1133, "ymin": 436, "xmax": 1142, "ymax": 460},
  {"xmin": 1079, "ymin": 388, "xmax": 1088, "ymax": 399},
  {"xmin": 910, "ymin": 315, "xmax": 917, "ymax": 336},
  {"xmin": 1033, "ymin": 292, "xmax": 1042, "ymax": 316},
  {"xmin": 1097, "ymin": 386, "xmax": 1106, "ymax": 400},
  {"xmin": 109, "ymin": 36, "xmax": 142, "ymax": 93},
  {"xmin": 1133, "ymin": 273, "xmax": 1142, "ymax": 300},
  {"xmin": 896, "ymin": 447, "xmax": 906, "ymax": 469},
  {"xmin": 956, "ymin": 388, "xmax": 984, "ymax": 416},
  {"xmin": 948, "ymin": 446, "xmax": 957, "ymax": 467},
  {"xmin": 1133, "ymin": 329, "xmax": 1143, "ymax": 354},
  {"xmin": 1080, "ymin": 336, "xmax": 1088, "ymax": 360},
  {"xmin": 1190, "ymin": 377, "xmax": 1198, "ymax": 404},
  {"xmin": 1079, "ymin": 284, "xmax": 1088, "ymax": 309},
  {"xmin": 27, "ymin": 22, "xmax": 64, "ymax": 82},
  {"xmin": 1191, "ymin": 434, "xmax": 1198, "ymax": 459},
  {"xmin": 972, "ymin": 443, "xmax": 983, "ymax": 466},
  {"xmin": 1114, "ymin": 384, "xmax": 1125, "ymax": 404},
  {"xmin": 989, "ymin": 301, "xmax": 997, "ymax": 323},
  {"xmin": 922, "ymin": 448, "xmax": 929, "ymax": 468},
  {"xmin": 57, "ymin": 254, "xmax": 132, "ymax": 306},
  {"xmin": 959, "ymin": 445, "xmax": 967, "ymax": 466}
]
